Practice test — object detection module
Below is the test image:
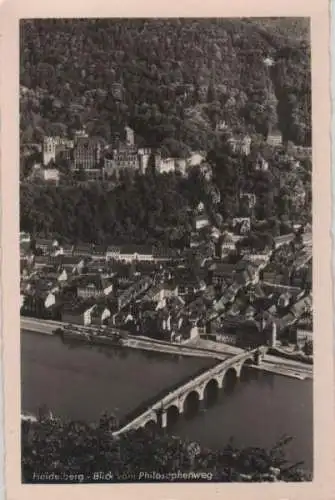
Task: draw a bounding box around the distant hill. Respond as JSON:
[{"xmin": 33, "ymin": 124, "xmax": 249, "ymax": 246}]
[
  {"xmin": 245, "ymin": 17, "xmax": 310, "ymax": 44},
  {"xmin": 20, "ymin": 18, "xmax": 311, "ymax": 150}
]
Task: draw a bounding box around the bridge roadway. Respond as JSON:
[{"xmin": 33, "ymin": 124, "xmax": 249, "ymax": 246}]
[{"xmin": 112, "ymin": 347, "xmax": 266, "ymax": 436}]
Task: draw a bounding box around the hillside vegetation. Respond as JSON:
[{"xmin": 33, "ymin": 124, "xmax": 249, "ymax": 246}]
[{"xmin": 20, "ymin": 18, "xmax": 311, "ymax": 151}]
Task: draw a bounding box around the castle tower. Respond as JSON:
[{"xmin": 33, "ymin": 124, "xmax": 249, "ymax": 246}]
[
  {"xmin": 125, "ymin": 126, "xmax": 135, "ymax": 147},
  {"xmin": 138, "ymin": 148, "xmax": 151, "ymax": 174},
  {"xmin": 271, "ymin": 321, "xmax": 277, "ymax": 347},
  {"xmin": 241, "ymin": 135, "xmax": 252, "ymax": 156},
  {"xmin": 43, "ymin": 137, "xmax": 58, "ymax": 166}
]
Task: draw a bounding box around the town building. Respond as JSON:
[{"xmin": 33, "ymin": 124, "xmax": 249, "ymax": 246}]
[
  {"xmin": 194, "ymin": 214, "xmax": 210, "ymax": 231},
  {"xmin": 90, "ymin": 304, "xmax": 112, "ymax": 325},
  {"xmin": 208, "ymin": 262, "xmax": 236, "ymax": 287},
  {"xmin": 73, "ymin": 243, "xmax": 94, "ymax": 257},
  {"xmin": 152, "ymin": 247, "xmax": 180, "ymax": 262},
  {"xmin": 106, "ymin": 245, "xmax": 154, "ymax": 262},
  {"xmin": 173, "ymin": 269, "xmax": 206, "ymax": 296},
  {"xmin": 76, "ymin": 274, "xmax": 114, "ymax": 299},
  {"xmin": 294, "ymin": 321, "xmax": 313, "ymax": 348},
  {"xmin": 232, "ymin": 217, "xmax": 251, "ymax": 235},
  {"xmin": 61, "ymin": 244, "xmax": 75, "ymax": 257},
  {"xmin": 155, "ymin": 155, "xmax": 176, "ymax": 174},
  {"xmin": 274, "ymin": 233, "xmax": 295, "ymax": 249},
  {"xmin": 42, "ymin": 265, "xmax": 68, "ymax": 283},
  {"xmin": 218, "ymin": 233, "xmax": 236, "ymax": 257},
  {"xmin": 34, "ymin": 238, "xmax": 60, "ymax": 256},
  {"xmin": 30, "ymin": 166, "xmax": 60, "ymax": 185},
  {"xmin": 227, "ymin": 135, "xmax": 252, "ymax": 156},
  {"xmin": 61, "ymin": 301, "xmax": 96, "ymax": 326},
  {"xmin": 267, "ymin": 130, "xmax": 283, "ymax": 146},
  {"xmin": 187, "ymin": 152, "xmax": 206, "ymax": 167},
  {"xmin": 49, "ymin": 255, "xmax": 85, "ymax": 275},
  {"xmin": 255, "ymin": 155, "xmax": 269, "ymax": 171},
  {"xmin": 21, "ymin": 289, "xmax": 57, "ymax": 318},
  {"xmin": 239, "ymin": 191, "xmax": 257, "ymax": 210},
  {"xmin": 91, "ymin": 245, "xmax": 108, "ymax": 261},
  {"xmin": 20, "ymin": 232, "xmax": 31, "ymax": 243},
  {"xmin": 117, "ymin": 276, "xmax": 153, "ymax": 311}
]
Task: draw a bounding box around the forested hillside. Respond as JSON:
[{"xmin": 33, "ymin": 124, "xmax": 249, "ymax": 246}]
[
  {"xmin": 20, "ymin": 149, "xmax": 312, "ymax": 246},
  {"xmin": 20, "ymin": 18, "xmax": 311, "ymax": 151}
]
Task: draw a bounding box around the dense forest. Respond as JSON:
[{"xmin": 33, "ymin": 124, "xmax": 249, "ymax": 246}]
[
  {"xmin": 20, "ymin": 19, "xmax": 312, "ymax": 245},
  {"xmin": 21, "ymin": 170, "xmax": 198, "ymax": 246},
  {"xmin": 20, "ymin": 18, "xmax": 311, "ymax": 151}
]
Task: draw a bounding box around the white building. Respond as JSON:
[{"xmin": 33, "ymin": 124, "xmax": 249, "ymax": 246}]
[
  {"xmin": 156, "ymin": 157, "xmax": 176, "ymax": 174},
  {"xmin": 30, "ymin": 166, "xmax": 60, "ymax": 184},
  {"xmin": 195, "ymin": 214, "xmax": 210, "ymax": 230},
  {"xmin": 106, "ymin": 245, "xmax": 154, "ymax": 262},
  {"xmin": 20, "ymin": 232, "xmax": 31, "ymax": 243},
  {"xmin": 187, "ymin": 152, "xmax": 206, "ymax": 167}
]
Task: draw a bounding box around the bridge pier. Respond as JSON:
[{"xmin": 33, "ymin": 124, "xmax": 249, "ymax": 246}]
[
  {"xmin": 161, "ymin": 410, "xmax": 167, "ymax": 429},
  {"xmin": 198, "ymin": 393, "xmax": 205, "ymax": 411},
  {"xmin": 198, "ymin": 384, "xmax": 206, "ymax": 407}
]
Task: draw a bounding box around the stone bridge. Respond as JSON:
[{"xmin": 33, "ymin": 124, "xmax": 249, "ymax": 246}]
[{"xmin": 113, "ymin": 346, "xmax": 267, "ymax": 436}]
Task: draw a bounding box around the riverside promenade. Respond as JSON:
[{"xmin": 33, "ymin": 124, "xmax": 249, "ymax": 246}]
[{"xmin": 21, "ymin": 317, "xmax": 312, "ymax": 380}]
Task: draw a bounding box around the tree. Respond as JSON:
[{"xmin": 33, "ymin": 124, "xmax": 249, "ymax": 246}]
[{"xmin": 21, "ymin": 415, "xmax": 311, "ymax": 483}]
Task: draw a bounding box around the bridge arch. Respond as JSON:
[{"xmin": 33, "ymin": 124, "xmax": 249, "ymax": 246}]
[
  {"xmin": 165, "ymin": 404, "xmax": 180, "ymax": 428},
  {"xmin": 221, "ymin": 366, "xmax": 238, "ymax": 392},
  {"xmin": 203, "ymin": 378, "xmax": 220, "ymax": 406},
  {"xmin": 181, "ymin": 390, "xmax": 201, "ymax": 416},
  {"xmin": 143, "ymin": 419, "xmax": 158, "ymax": 430},
  {"xmin": 141, "ymin": 413, "xmax": 158, "ymax": 429},
  {"xmin": 241, "ymin": 355, "xmax": 255, "ymax": 367}
]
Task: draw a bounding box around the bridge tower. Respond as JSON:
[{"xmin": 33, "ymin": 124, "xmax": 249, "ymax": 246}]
[
  {"xmin": 255, "ymin": 348, "xmax": 264, "ymax": 366},
  {"xmin": 270, "ymin": 321, "xmax": 277, "ymax": 348}
]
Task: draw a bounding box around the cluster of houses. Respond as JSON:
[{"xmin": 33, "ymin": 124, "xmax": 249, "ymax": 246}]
[{"xmin": 20, "ymin": 216, "xmax": 313, "ymax": 350}]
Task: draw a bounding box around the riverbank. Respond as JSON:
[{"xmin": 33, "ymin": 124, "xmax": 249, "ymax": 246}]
[{"xmin": 21, "ymin": 317, "xmax": 313, "ymax": 380}]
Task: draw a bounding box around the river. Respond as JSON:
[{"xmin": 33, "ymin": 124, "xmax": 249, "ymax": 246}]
[{"xmin": 21, "ymin": 330, "xmax": 313, "ymax": 471}]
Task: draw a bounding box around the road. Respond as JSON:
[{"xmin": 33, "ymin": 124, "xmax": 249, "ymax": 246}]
[
  {"xmin": 21, "ymin": 317, "xmax": 63, "ymax": 335},
  {"xmin": 20, "ymin": 317, "xmax": 231, "ymax": 360},
  {"xmin": 186, "ymin": 338, "xmax": 313, "ymax": 380},
  {"xmin": 21, "ymin": 317, "xmax": 312, "ymax": 379}
]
